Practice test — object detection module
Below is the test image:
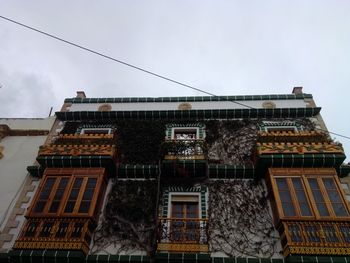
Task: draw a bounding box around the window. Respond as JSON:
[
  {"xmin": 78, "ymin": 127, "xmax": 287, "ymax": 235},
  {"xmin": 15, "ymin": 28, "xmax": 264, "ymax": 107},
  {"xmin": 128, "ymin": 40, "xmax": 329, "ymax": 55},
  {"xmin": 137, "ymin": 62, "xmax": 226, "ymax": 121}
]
[
  {"xmin": 168, "ymin": 195, "xmax": 201, "ymax": 243},
  {"xmin": 28, "ymin": 168, "xmax": 105, "ymax": 218},
  {"xmin": 269, "ymin": 168, "xmax": 350, "ymax": 220},
  {"xmin": 173, "ymin": 129, "xmax": 197, "ymax": 140},
  {"xmin": 259, "ymin": 121, "xmax": 301, "ymax": 132}
]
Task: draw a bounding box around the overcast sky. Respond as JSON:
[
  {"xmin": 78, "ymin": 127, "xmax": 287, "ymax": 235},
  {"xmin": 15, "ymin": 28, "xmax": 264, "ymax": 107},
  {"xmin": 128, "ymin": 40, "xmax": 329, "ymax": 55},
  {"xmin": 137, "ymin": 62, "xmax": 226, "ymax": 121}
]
[{"xmin": 0, "ymin": 1, "xmax": 349, "ymax": 161}]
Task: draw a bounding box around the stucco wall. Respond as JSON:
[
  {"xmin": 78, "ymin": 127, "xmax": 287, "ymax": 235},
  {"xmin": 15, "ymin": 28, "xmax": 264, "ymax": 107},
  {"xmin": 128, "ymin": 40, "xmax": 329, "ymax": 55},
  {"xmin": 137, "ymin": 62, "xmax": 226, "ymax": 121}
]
[
  {"xmin": 68, "ymin": 99, "xmax": 309, "ymax": 112},
  {"xmin": 0, "ymin": 135, "xmax": 46, "ymax": 230}
]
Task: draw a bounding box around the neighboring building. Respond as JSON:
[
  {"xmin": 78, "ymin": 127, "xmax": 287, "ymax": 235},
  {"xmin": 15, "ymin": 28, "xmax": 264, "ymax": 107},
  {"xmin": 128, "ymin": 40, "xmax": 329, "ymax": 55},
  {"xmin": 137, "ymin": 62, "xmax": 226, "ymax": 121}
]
[
  {"xmin": 0, "ymin": 118, "xmax": 54, "ymax": 252},
  {"xmin": 1, "ymin": 88, "xmax": 350, "ymax": 263}
]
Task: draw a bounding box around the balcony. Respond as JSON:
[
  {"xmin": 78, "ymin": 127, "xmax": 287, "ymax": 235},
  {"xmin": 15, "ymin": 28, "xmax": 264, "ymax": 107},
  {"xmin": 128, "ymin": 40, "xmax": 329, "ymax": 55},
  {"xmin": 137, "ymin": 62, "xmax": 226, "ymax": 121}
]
[
  {"xmin": 14, "ymin": 218, "xmax": 95, "ymax": 255},
  {"xmin": 162, "ymin": 140, "xmax": 206, "ymax": 160},
  {"xmin": 281, "ymin": 221, "xmax": 350, "ymax": 256},
  {"xmin": 258, "ymin": 130, "xmax": 329, "ymax": 143},
  {"xmin": 157, "ymin": 218, "xmax": 208, "ymax": 253},
  {"xmin": 256, "ymin": 142, "xmax": 344, "ymax": 155},
  {"xmin": 38, "ymin": 144, "xmax": 116, "ymax": 157},
  {"xmin": 53, "ymin": 133, "xmax": 116, "ymax": 145}
]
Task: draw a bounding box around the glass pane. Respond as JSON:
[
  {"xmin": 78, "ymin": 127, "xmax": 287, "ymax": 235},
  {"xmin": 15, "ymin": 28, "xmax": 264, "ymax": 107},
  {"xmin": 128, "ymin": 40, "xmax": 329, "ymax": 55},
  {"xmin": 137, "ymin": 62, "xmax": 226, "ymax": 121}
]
[
  {"xmin": 33, "ymin": 201, "xmax": 46, "ymax": 213},
  {"xmin": 280, "ymin": 191, "xmax": 293, "ymax": 202},
  {"xmin": 172, "ymin": 203, "xmax": 184, "ymax": 218},
  {"xmin": 283, "ymin": 204, "xmax": 297, "ymax": 217},
  {"xmin": 328, "ymin": 191, "xmax": 342, "ymax": 203},
  {"xmin": 82, "ymin": 189, "xmax": 94, "ymax": 200},
  {"xmin": 276, "ymin": 178, "xmax": 296, "ymax": 217},
  {"xmin": 276, "ymin": 178, "xmax": 288, "ymax": 189},
  {"xmin": 299, "ymin": 203, "xmax": 313, "ymax": 216},
  {"xmin": 64, "ymin": 178, "xmax": 83, "ymax": 213},
  {"xmin": 323, "ymin": 178, "xmax": 349, "ymax": 217},
  {"xmin": 73, "ymin": 178, "xmax": 83, "ymax": 188},
  {"xmin": 78, "ymin": 201, "xmax": 91, "ymax": 213},
  {"xmin": 316, "ymin": 202, "xmax": 330, "ymax": 216},
  {"xmin": 332, "ymin": 203, "xmax": 348, "ymax": 217},
  {"xmin": 69, "ymin": 189, "xmax": 79, "ymax": 199},
  {"xmin": 308, "ymin": 178, "xmax": 319, "ymax": 189},
  {"xmin": 292, "ymin": 178, "xmax": 312, "ymax": 216},
  {"xmin": 87, "ymin": 178, "xmax": 97, "ymax": 188},
  {"xmin": 49, "ymin": 201, "xmax": 60, "ymax": 213},
  {"xmin": 49, "ymin": 177, "xmax": 69, "ymax": 213},
  {"xmin": 308, "ymin": 178, "xmax": 330, "ymax": 217},
  {"xmin": 64, "ymin": 201, "xmax": 75, "ymax": 213},
  {"xmin": 323, "ymin": 178, "xmax": 336, "ymax": 189}
]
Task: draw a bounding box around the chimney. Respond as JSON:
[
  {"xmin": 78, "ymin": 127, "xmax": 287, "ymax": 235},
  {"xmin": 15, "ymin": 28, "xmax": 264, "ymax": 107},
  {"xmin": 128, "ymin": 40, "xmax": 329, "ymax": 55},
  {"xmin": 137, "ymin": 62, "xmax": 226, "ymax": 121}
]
[
  {"xmin": 76, "ymin": 91, "xmax": 86, "ymax": 98},
  {"xmin": 292, "ymin": 87, "xmax": 303, "ymax": 94}
]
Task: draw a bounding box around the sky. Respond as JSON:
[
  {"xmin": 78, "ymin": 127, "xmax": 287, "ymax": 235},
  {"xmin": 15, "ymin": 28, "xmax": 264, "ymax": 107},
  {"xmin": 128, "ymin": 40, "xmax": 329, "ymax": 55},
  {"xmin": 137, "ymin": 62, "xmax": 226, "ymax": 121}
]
[{"xmin": 0, "ymin": 1, "xmax": 349, "ymax": 161}]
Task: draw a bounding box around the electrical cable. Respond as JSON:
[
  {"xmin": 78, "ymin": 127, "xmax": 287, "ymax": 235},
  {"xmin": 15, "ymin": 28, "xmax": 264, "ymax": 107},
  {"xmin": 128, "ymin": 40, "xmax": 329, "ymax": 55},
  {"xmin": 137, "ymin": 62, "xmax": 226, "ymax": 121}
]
[{"xmin": 0, "ymin": 15, "xmax": 349, "ymax": 140}]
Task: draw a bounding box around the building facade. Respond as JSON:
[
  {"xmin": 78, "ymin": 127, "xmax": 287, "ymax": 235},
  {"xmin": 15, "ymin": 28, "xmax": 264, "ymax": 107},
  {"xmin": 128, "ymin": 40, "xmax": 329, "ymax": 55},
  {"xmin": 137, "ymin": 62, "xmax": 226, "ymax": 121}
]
[{"xmin": 1, "ymin": 88, "xmax": 350, "ymax": 263}]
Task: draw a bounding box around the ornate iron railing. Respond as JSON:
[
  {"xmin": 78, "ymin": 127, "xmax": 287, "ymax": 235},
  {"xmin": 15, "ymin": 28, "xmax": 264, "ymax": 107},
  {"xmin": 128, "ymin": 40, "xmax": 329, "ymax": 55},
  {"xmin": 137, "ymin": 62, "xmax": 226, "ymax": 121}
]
[
  {"xmin": 258, "ymin": 130, "xmax": 329, "ymax": 143},
  {"xmin": 162, "ymin": 140, "xmax": 206, "ymax": 160},
  {"xmin": 53, "ymin": 133, "xmax": 116, "ymax": 145},
  {"xmin": 256, "ymin": 142, "xmax": 344, "ymax": 155},
  {"xmin": 14, "ymin": 218, "xmax": 95, "ymax": 254},
  {"xmin": 38, "ymin": 144, "xmax": 116, "ymax": 156},
  {"xmin": 281, "ymin": 221, "xmax": 350, "ymax": 256},
  {"xmin": 157, "ymin": 218, "xmax": 208, "ymax": 252}
]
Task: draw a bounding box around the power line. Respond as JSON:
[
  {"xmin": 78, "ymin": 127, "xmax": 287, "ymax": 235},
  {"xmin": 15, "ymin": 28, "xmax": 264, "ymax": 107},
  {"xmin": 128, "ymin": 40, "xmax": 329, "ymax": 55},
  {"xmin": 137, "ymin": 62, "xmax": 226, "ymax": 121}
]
[
  {"xmin": 0, "ymin": 15, "xmax": 349, "ymax": 141},
  {"xmin": 0, "ymin": 15, "xmax": 253, "ymax": 109}
]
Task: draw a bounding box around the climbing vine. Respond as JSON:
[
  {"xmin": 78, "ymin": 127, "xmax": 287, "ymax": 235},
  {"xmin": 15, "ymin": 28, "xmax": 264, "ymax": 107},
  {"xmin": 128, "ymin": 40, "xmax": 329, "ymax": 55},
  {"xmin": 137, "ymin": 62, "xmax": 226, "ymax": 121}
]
[
  {"xmin": 91, "ymin": 180, "xmax": 159, "ymax": 256},
  {"xmin": 208, "ymin": 180, "xmax": 279, "ymax": 258}
]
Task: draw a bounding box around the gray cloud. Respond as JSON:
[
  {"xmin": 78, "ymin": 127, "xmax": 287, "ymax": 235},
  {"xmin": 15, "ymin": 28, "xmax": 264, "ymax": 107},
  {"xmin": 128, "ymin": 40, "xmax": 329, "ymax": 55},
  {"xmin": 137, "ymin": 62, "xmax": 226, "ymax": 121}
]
[{"xmin": 0, "ymin": 0, "xmax": 349, "ymax": 160}]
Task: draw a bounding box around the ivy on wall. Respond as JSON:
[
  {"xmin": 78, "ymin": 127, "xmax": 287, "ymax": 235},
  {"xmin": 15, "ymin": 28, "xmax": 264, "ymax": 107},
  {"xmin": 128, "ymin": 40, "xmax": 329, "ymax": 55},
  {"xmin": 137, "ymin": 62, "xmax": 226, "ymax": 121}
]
[
  {"xmin": 116, "ymin": 121, "xmax": 166, "ymax": 164},
  {"xmin": 92, "ymin": 180, "xmax": 159, "ymax": 256},
  {"xmin": 208, "ymin": 180, "xmax": 279, "ymax": 258}
]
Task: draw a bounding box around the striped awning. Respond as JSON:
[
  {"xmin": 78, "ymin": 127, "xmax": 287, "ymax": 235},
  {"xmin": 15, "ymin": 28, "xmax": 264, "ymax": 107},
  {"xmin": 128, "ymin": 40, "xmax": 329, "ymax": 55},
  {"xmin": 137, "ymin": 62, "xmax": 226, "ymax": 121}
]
[
  {"xmin": 55, "ymin": 107, "xmax": 321, "ymax": 121},
  {"xmin": 257, "ymin": 153, "xmax": 346, "ymax": 168},
  {"xmin": 117, "ymin": 164, "xmax": 158, "ymax": 179},
  {"xmin": 26, "ymin": 165, "xmax": 45, "ymax": 177},
  {"xmin": 208, "ymin": 164, "xmax": 256, "ymax": 179},
  {"xmin": 162, "ymin": 160, "xmax": 207, "ymax": 177},
  {"xmin": 36, "ymin": 156, "xmax": 115, "ymax": 169}
]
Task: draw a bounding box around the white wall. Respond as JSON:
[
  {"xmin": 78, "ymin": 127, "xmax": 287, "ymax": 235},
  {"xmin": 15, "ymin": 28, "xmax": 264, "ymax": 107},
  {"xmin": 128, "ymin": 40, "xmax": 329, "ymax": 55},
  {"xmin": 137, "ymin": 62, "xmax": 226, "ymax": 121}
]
[{"xmin": 68, "ymin": 99, "xmax": 309, "ymax": 112}]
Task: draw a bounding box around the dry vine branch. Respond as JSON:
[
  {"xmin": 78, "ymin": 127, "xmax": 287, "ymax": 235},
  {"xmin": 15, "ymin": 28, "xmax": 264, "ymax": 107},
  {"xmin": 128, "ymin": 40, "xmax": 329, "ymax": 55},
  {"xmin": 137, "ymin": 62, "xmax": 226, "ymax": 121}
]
[
  {"xmin": 91, "ymin": 180, "xmax": 159, "ymax": 257},
  {"xmin": 208, "ymin": 179, "xmax": 279, "ymax": 258}
]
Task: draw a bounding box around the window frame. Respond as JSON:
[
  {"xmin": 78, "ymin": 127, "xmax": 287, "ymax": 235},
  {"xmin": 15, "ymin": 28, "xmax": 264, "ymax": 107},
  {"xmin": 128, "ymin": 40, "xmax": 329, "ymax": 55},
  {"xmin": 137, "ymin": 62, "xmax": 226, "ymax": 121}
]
[
  {"xmin": 171, "ymin": 127, "xmax": 199, "ymax": 141},
  {"xmin": 259, "ymin": 121, "xmax": 301, "ymax": 132},
  {"xmin": 28, "ymin": 168, "xmax": 105, "ymax": 218},
  {"xmin": 268, "ymin": 168, "xmax": 350, "ymax": 221},
  {"xmin": 169, "ymin": 193, "xmax": 201, "ymax": 243}
]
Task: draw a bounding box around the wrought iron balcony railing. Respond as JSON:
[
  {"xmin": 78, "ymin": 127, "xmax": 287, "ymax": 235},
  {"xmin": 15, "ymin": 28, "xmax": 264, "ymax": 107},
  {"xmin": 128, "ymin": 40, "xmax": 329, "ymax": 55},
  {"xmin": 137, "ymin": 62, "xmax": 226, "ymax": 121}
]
[
  {"xmin": 38, "ymin": 144, "xmax": 116, "ymax": 157},
  {"xmin": 281, "ymin": 221, "xmax": 350, "ymax": 256},
  {"xmin": 53, "ymin": 133, "xmax": 116, "ymax": 145},
  {"xmin": 258, "ymin": 130, "xmax": 330, "ymax": 143},
  {"xmin": 157, "ymin": 218, "xmax": 208, "ymax": 252},
  {"xmin": 162, "ymin": 140, "xmax": 206, "ymax": 160},
  {"xmin": 256, "ymin": 142, "xmax": 344, "ymax": 155},
  {"xmin": 14, "ymin": 218, "xmax": 95, "ymax": 254}
]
